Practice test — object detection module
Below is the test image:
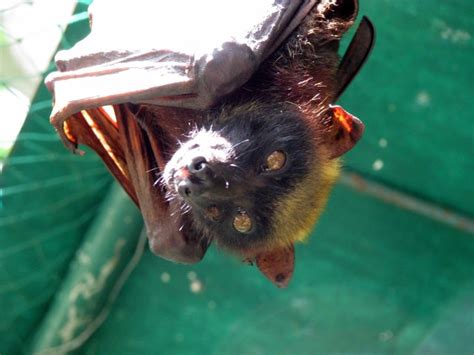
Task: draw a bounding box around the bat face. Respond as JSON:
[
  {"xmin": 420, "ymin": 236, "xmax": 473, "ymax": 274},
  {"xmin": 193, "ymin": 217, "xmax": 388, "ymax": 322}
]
[
  {"xmin": 46, "ymin": 0, "xmax": 375, "ymax": 287},
  {"xmin": 163, "ymin": 104, "xmax": 320, "ymax": 257}
]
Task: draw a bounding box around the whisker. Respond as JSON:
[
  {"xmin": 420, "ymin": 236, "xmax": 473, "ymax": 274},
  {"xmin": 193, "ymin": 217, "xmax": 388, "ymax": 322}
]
[
  {"xmin": 231, "ymin": 138, "xmax": 250, "ymax": 150},
  {"xmin": 233, "ymin": 144, "xmax": 260, "ymax": 161},
  {"xmin": 146, "ymin": 166, "xmax": 161, "ymax": 173},
  {"xmin": 229, "ymin": 163, "xmax": 245, "ymax": 173}
]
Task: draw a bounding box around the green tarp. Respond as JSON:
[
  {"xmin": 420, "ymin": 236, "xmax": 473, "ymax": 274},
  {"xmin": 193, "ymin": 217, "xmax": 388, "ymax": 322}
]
[{"xmin": 1, "ymin": 0, "xmax": 473, "ymax": 354}]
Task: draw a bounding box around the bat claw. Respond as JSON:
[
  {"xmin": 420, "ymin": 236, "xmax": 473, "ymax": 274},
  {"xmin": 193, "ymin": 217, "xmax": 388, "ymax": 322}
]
[{"xmin": 56, "ymin": 128, "xmax": 83, "ymax": 155}]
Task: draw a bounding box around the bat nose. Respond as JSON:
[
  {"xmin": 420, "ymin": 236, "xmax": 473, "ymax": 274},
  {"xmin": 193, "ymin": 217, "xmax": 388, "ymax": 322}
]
[
  {"xmin": 177, "ymin": 157, "xmax": 215, "ymax": 199},
  {"xmin": 188, "ymin": 156, "xmax": 209, "ymax": 175}
]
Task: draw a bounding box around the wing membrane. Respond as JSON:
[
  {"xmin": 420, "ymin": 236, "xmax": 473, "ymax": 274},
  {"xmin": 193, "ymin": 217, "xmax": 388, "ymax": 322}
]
[{"xmin": 335, "ymin": 16, "xmax": 375, "ymax": 100}]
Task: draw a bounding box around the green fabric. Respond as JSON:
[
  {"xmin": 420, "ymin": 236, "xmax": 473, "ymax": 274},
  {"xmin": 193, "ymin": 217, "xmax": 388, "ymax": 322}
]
[
  {"xmin": 0, "ymin": 2, "xmax": 110, "ymax": 353},
  {"xmin": 343, "ymin": 1, "xmax": 474, "ymax": 216},
  {"xmin": 1, "ymin": 0, "xmax": 473, "ymax": 354},
  {"xmin": 84, "ymin": 185, "xmax": 474, "ymax": 354},
  {"xmin": 28, "ymin": 183, "xmax": 143, "ymax": 354}
]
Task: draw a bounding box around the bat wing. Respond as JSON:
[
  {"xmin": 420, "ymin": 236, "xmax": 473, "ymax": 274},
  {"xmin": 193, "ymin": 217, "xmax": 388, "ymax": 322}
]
[
  {"xmin": 46, "ymin": 0, "xmax": 321, "ymax": 144},
  {"xmin": 334, "ymin": 16, "xmax": 376, "ymax": 100},
  {"xmin": 64, "ymin": 104, "xmax": 211, "ymax": 263}
]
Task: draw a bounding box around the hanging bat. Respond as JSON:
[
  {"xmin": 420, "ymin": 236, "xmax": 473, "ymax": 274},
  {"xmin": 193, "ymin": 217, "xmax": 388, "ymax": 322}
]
[{"xmin": 45, "ymin": 0, "xmax": 375, "ymax": 287}]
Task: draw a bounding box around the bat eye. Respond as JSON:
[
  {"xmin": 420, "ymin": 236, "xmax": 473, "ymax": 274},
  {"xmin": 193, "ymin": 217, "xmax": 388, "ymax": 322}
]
[
  {"xmin": 262, "ymin": 150, "xmax": 286, "ymax": 172},
  {"xmin": 233, "ymin": 209, "xmax": 252, "ymax": 233}
]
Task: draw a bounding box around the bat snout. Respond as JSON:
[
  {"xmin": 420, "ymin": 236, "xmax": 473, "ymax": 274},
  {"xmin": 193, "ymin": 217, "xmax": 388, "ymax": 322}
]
[
  {"xmin": 164, "ymin": 129, "xmax": 236, "ymax": 204},
  {"xmin": 174, "ymin": 157, "xmax": 222, "ymax": 201}
]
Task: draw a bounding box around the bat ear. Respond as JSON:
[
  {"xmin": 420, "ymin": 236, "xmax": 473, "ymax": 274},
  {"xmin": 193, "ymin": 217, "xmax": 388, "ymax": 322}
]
[
  {"xmin": 256, "ymin": 244, "xmax": 295, "ymax": 288},
  {"xmin": 325, "ymin": 105, "xmax": 365, "ymax": 159}
]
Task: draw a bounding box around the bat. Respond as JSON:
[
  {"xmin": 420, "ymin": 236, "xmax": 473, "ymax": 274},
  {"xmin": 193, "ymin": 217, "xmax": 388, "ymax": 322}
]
[{"xmin": 45, "ymin": 0, "xmax": 375, "ymax": 287}]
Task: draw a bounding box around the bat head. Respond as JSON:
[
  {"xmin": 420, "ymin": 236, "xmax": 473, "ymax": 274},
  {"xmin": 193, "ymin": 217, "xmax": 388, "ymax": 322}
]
[
  {"xmin": 163, "ymin": 102, "xmax": 345, "ymax": 260},
  {"xmin": 163, "ymin": 107, "xmax": 322, "ymax": 255}
]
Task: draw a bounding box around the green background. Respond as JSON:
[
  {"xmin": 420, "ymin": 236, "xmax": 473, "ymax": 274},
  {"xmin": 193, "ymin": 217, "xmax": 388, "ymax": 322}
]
[{"xmin": 1, "ymin": 0, "xmax": 473, "ymax": 354}]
